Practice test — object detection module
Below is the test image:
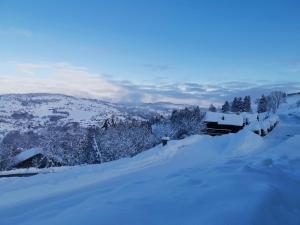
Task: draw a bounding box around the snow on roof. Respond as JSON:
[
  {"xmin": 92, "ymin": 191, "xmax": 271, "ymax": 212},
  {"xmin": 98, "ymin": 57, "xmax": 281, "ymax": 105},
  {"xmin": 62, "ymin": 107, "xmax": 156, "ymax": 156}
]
[
  {"xmin": 241, "ymin": 112, "xmax": 258, "ymax": 122},
  {"xmin": 204, "ymin": 112, "xmax": 244, "ymax": 126},
  {"xmin": 247, "ymin": 114, "xmax": 279, "ymax": 133},
  {"xmin": 15, "ymin": 148, "xmax": 43, "ymax": 164},
  {"xmin": 161, "ymin": 136, "xmax": 170, "ymax": 141}
]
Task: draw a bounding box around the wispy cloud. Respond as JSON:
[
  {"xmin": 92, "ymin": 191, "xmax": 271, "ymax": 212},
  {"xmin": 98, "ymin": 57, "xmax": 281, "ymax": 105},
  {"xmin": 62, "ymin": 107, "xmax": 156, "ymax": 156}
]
[
  {"xmin": 0, "ymin": 62, "xmax": 299, "ymax": 106},
  {"xmin": 117, "ymin": 80, "xmax": 300, "ymax": 106}
]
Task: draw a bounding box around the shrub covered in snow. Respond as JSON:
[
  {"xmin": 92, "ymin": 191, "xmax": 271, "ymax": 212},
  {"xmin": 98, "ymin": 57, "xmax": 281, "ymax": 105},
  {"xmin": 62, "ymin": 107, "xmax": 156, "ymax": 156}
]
[{"xmin": 153, "ymin": 107, "xmax": 206, "ymax": 139}]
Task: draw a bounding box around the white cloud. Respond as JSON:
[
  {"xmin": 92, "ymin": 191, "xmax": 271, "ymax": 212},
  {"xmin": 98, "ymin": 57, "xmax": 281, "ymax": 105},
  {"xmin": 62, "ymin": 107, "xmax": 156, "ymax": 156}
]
[
  {"xmin": 0, "ymin": 62, "xmax": 126, "ymax": 101},
  {"xmin": 0, "ymin": 62, "xmax": 299, "ymax": 106}
]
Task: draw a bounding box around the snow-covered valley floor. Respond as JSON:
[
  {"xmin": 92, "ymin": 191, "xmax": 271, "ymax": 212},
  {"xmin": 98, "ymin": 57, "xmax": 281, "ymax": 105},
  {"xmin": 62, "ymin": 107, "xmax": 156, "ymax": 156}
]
[{"xmin": 0, "ymin": 99, "xmax": 300, "ymax": 225}]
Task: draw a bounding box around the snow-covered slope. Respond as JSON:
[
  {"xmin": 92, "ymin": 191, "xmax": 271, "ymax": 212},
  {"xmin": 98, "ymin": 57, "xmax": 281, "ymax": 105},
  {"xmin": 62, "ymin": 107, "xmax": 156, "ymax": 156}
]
[
  {"xmin": 0, "ymin": 95, "xmax": 300, "ymax": 225},
  {"xmin": 0, "ymin": 93, "xmax": 185, "ymax": 136}
]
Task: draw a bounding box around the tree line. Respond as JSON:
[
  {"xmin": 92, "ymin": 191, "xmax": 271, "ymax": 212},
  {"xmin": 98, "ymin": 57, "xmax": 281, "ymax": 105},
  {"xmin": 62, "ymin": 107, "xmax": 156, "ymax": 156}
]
[
  {"xmin": 209, "ymin": 91, "xmax": 286, "ymax": 114},
  {"xmin": 0, "ymin": 91, "xmax": 287, "ymax": 171},
  {"xmin": 0, "ymin": 107, "xmax": 205, "ymax": 170},
  {"xmin": 208, "ymin": 96, "xmax": 252, "ymax": 113}
]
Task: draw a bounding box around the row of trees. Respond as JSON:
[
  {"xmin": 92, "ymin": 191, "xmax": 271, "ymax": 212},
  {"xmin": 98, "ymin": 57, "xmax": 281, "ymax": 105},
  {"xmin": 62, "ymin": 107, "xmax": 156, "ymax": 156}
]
[
  {"xmin": 0, "ymin": 119, "xmax": 161, "ymax": 170},
  {"xmin": 257, "ymin": 91, "xmax": 286, "ymax": 113},
  {"xmin": 152, "ymin": 106, "xmax": 205, "ymax": 140},
  {"xmin": 209, "ymin": 96, "xmax": 252, "ymax": 113},
  {"xmin": 210, "ymin": 91, "xmax": 286, "ymax": 114}
]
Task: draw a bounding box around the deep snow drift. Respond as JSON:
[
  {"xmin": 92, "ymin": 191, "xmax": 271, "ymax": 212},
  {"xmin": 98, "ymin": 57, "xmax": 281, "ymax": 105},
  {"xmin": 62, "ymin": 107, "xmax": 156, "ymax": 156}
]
[{"xmin": 0, "ymin": 96, "xmax": 300, "ymax": 225}]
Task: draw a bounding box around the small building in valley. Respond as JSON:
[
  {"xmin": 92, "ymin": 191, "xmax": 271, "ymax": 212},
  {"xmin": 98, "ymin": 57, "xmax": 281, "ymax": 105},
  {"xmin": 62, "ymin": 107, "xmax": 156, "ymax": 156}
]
[
  {"xmin": 13, "ymin": 148, "xmax": 48, "ymax": 169},
  {"xmin": 13, "ymin": 148, "xmax": 62, "ymax": 169}
]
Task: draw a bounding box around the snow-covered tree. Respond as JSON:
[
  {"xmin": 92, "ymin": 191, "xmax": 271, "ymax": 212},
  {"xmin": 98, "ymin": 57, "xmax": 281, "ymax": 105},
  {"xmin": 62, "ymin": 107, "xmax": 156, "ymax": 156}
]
[
  {"xmin": 267, "ymin": 91, "xmax": 286, "ymax": 113},
  {"xmin": 39, "ymin": 123, "xmax": 87, "ymax": 166},
  {"xmin": 209, "ymin": 104, "xmax": 217, "ymax": 112},
  {"xmin": 221, "ymin": 101, "xmax": 230, "ymax": 113},
  {"xmin": 0, "ymin": 144, "xmax": 16, "ymax": 170},
  {"xmin": 82, "ymin": 126, "xmax": 103, "ymax": 164},
  {"xmin": 170, "ymin": 107, "xmax": 205, "ymax": 139},
  {"xmin": 257, "ymin": 95, "xmax": 268, "ymax": 113},
  {"xmin": 231, "ymin": 97, "xmax": 243, "ymax": 113},
  {"xmin": 95, "ymin": 120, "xmax": 159, "ymax": 162},
  {"xmin": 243, "ymin": 96, "xmax": 252, "ymax": 112}
]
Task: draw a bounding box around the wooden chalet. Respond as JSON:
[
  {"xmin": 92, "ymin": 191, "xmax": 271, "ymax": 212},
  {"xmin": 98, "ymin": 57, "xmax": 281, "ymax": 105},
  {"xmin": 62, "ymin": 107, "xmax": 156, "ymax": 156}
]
[
  {"xmin": 203, "ymin": 112, "xmax": 244, "ymax": 136},
  {"xmin": 13, "ymin": 148, "xmax": 63, "ymax": 169},
  {"xmin": 13, "ymin": 148, "xmax": 48, "ymax": 169}
]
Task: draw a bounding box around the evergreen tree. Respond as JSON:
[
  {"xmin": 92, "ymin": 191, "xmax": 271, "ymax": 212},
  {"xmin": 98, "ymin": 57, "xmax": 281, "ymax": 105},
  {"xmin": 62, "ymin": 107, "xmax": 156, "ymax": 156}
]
[
  {"xmin": 257, "ymin": 95, "xmax": 268, "ymax": 113},
  {"xmin": 221, "ymin": 101, "xmax": 230, "ymax": 113},
  {"xmin": 231, "ymin": 97, "xmax": 238, "ymax": 112},
  {"xmin": 170, "ymin": 107, "xmax": 205, "ymax": 139},
  {"xmin": 243, "ymin": 96, "xmax": 252, "ymax": 112},
  {"xmin": 208, "ymin": 104, "xmax": 217, "ymax": 112},
  {"xmin": 237, "ymin": 97, "xmax": 243, "ymax": 112},
  {"xmin": 231, "ymin": 97, "xmax": 244, "ymax": 113}
]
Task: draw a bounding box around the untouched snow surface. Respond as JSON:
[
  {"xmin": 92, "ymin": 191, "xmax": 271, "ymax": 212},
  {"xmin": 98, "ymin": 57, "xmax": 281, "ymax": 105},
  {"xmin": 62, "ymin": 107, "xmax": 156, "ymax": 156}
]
[{"xmin": 0, "ymin": 97, "xmax": 300, "ymax": 225}]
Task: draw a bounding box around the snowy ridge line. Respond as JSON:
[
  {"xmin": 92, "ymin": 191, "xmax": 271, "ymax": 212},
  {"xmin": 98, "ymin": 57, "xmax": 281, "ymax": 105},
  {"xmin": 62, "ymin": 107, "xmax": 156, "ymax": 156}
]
[{"xmin": 0, "ymin": 93, "xmax": 185, "ymax": 135}]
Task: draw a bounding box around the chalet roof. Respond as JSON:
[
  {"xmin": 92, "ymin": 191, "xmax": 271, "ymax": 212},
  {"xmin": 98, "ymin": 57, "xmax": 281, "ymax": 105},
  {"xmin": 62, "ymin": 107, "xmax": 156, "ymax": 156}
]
[
  {"xmin": 161, "ymin": 136, "xmax": 170, "ymax": 141},
  {"xmin": 204, "ymin": 112, "xmax": 244, "ymax": 126},
  {"xmin": 14, "ymin": 148, "xmax": 43, "ymax": 164}
]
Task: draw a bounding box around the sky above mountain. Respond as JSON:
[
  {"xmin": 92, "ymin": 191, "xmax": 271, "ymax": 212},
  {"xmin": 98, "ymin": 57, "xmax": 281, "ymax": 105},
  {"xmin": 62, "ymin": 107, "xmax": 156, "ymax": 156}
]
[{"xmin": 0, "ymin": 0, "xmax": 300, "ymax": 105}]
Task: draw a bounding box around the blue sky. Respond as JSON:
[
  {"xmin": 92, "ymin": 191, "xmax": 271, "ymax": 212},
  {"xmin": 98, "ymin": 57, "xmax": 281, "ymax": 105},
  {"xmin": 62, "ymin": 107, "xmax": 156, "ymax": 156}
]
[{"xmin": 0, "ymin": 0, "xmax": 300, "ymax": 105}]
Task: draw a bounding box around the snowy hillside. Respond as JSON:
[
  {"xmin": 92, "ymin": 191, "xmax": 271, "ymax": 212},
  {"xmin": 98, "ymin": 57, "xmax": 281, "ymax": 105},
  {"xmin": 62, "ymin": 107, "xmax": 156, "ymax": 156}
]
[
  {"xmin": 0, "ymin": 93, "xmax": 185, "ymax": 136},
  {"xmin": 0, "ymin": 96, "xmax": 299, "ymax": 224}
]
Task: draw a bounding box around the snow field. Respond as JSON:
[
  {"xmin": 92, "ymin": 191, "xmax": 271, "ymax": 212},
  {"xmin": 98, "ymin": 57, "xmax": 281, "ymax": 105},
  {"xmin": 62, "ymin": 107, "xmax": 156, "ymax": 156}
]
[{"xmin": 0, "ymin": 95, "xmax": 299, "ymax": 225}]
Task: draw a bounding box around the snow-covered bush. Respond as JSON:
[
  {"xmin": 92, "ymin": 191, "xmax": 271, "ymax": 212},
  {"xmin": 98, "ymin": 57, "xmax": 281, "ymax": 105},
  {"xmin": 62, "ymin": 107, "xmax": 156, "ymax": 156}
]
[
  {"xmin": 170, "ymin": 107, "xmax": 205, "ymax": 139},
  {"xmin": 267, "ymin": 91, "xmax": 287, "ymax": 113},
  {"xmin": 95, "ymin": 120, "xmax": 160, "ymax": 162},
  {"xmin": 39, "ymin": 123, "xmax": 87, "ymax": 166},
  {"xmin": 0, "ymin": 145, "xmax": 16, "ymax": 170}
]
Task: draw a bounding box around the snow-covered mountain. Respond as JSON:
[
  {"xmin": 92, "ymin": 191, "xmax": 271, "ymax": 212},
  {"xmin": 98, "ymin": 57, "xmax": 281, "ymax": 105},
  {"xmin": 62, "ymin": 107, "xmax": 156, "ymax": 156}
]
[
  {"xmin": 0, "ymin": 95, "xmax": 299, "ymax": 224},
  {"xmin": 0, "ymin": 93, "xmax": 187, "ymax": 137}
]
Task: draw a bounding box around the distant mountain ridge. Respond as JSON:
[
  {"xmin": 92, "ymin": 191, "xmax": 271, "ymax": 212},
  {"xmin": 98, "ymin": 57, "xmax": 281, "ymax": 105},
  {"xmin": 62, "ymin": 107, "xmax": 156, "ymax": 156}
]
[{"xmin": 0, "ymin": 93, "xmax": 187, "ymax": 137}]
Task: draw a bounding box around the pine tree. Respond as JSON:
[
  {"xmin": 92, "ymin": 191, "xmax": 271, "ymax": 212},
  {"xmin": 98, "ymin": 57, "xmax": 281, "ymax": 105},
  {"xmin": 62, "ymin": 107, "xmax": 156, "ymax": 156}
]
[
  {"xmin": 257, "ymin": 95, "xmax": 268, "ymax": 113},
  {"xmin": 231, "ymin": 97, "xmax": 244, "ymax": 113},
  {"xmin": 237, "ymin": 97, "xmax": 243, "ymax": 112},
  {"xmin": 243, "ymin": 96, "xmax": 252, "ymax": 112},
  {"xmin": 221, "ymin": 101, "xmax": 230, "ymax": 113},
  {"xmin": 83, "ymin": 126, "xmax": 103, "ymax": 164},
  {"xmin": 231, "ymin": 97, "xmax": 239, "ymax": 112},
  {"xmin": 209, "ymin": 104, "xmax": 217, "ymax": 112}
]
